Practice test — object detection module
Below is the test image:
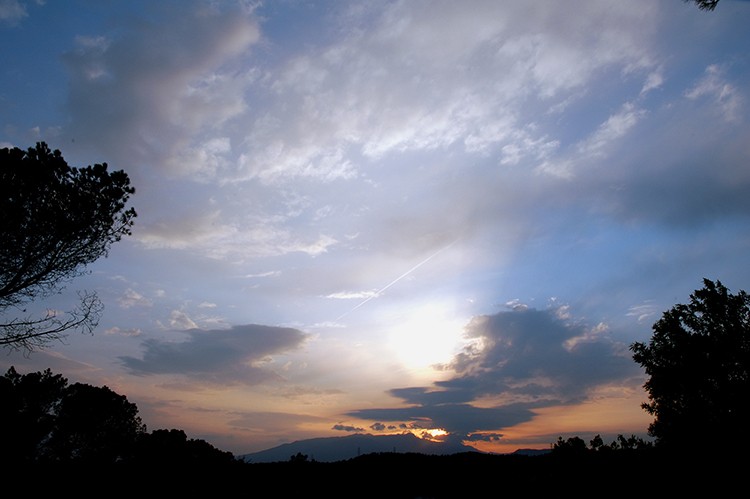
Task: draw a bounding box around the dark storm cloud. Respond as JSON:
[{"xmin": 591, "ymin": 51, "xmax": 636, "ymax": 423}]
[
  {"xmin": 348, "ymin": 306, "xmax": 641, "ymax": 438},
  {"xmin": 120, "ymin": 324, "xmax": 308, "ymax": 384}
]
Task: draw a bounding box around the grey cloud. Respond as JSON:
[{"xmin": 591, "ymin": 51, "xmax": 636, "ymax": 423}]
[
  {"xmin": 576, "ymin": 111, "xmax": 750, "ymax": 230},
  {"xmin": 0, "ymin": 0, "xmax": 26, "ymax": 23},
  {"xmin": 61, "ymin": 2, "xmax": 260, "ymax": 176},
  {"xmin": 332, "ymin": 424, "xmax": 365, "ymax": 433},
  {"xmin": 466, "ymin": 433, "xmax": 504, "ymax": 442},
  {"xmin": 228, "ymin": 410, "xmax": 327, "ymax": 431},
  {"xmin": 348, "ymin": 403, "xmax": 534, "ymax": 438},
  {"xmin": 119, "ymin": 324, "xmax": 308, "ymax": 384},
  {"xmin": 348, "ymin": 307, "xmax": 639, "ymax": 438},
  {"xmin": 444, "ymin": 308, "xmax": 638, "ymax": 402}
]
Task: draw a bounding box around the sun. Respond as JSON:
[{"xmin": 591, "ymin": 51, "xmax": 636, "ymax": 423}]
[
  {"xmin": 386, "ymin": 302, "xmax": 467, "ymax": 370},
  {"xmin": 423, "ymin": 428, "xmax": 448, "ymax": 439}
]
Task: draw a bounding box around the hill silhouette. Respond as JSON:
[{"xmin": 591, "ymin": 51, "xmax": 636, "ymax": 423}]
[{"xmin": 240, "ymin": 432, "xmax": 478, "ymax": 463}]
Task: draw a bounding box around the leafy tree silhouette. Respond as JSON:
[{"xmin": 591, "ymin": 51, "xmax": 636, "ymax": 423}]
[
  {"xmin": 0, "ymin": 366, "xmax": 146, "ymax": 464},
  {"xmin": 0, "ymin": 366, "xmax": 67, "ymax": 462},
  {"xmin": 0, "ymin": 142, "xmax": 136, "ymax": 352},
  {"xmin": 0, "ymin": 366, "xmax": 240, "ymax": 470},
  {"xmin": 133, "ymin": 428, "xmax": 236, "ymax": 466},
  {"xmin": 630, "ymin": 279, "xmax": 750, "ymax": 452},
  {"xmin": 686, "ymin": 0, "xmax": 720, "ymax": 11},
  {"xmin": 45, "ymin": 382, "xmax": 146, "ymax": 463}
]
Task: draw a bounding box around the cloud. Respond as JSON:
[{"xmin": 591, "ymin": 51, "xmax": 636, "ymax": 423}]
[
  {"xmin": 119, "ymin": 324, "xmax": 309, "ymax": 384},
  {"xmin": 234, "ymin": 0, "xmax": 659, "ymax": 183},
  {"xmin": 685, "ymin": 64, "xmax": 743, "ymax": 123},
  {"xmin": 577, "ymin": 102, "xmax": 646, "ymax": 159},
  {"xmin": 332, "ymin": 424, "xmax": 365, "ymax": 433},
  {"xmin": 53, "ymin": 0, "xmax": 672, "ymax": 270},
  {"xmin": 325, "ymin": 291, "xmax": 379, "ymax": 300},
  {"xmin": 348, "ymin": 403, "xmax": 535, "ymax": 440},
  {"xmin": 229, "ymin": 410, "xmax": 326, "ymax": 431},
  {"xmin": 168, "ymin": 310, "xmax": 199, "ymax": 330},
  {"xmin": 348, "ymin": 306, "xmax": 640, "ymax": 439},
  {"xmin": 445, "ymin": 307, "xmax": 637, "ymax": 400},
  {"xmin": 61, "ymin": 2, "xmax": 261, "ymax": 177},
  {"xmin": 104, "ymin": 326, "xmax": 142, "ymax": 337},
  {"xmin": 627, "ymin": 302, "xmax": 660, "ymax": 323},
  {"xmin": 640, "ymin": 68, "xmax": 664, "ymax": 95},
  {"xmin": 118, "ymin": 288, "xmax": 153, "ymax": 309},
  {"xmin": 0, "ymin": 0, "xmax": 25, "ymax": 23},
  {"xmin": 136, "ymin": 208, "xmax": 338, "ymax": 260}
]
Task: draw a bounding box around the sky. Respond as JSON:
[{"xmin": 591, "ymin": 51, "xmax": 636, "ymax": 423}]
[{"xmin": 1, "ymin": 0, "xmax": 749, "ymax": 456}]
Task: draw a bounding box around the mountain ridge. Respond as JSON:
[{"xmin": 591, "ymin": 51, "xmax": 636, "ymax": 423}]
[{"xmin": 239, "ymin": 432, "xmax": 483, "ymax": 463}]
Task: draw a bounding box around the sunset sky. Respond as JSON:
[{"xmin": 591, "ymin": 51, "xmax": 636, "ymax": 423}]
[{"xmin": 2, "ymin": 0, "xmax": 749, "ymax": 456}]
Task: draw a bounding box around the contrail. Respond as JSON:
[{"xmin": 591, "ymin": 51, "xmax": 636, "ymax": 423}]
[{"xmin": 336, "ymin": 239, "xmax": 457, "ymax": 321}]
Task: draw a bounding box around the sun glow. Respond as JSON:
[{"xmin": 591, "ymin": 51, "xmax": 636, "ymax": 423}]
[
  {"xmin": 387, "ymin": 303, "xmax": 467, "ymax": 370},
  {"xmin": 424, "ymin": 428, "xmax": 448, "ymax": 439}
]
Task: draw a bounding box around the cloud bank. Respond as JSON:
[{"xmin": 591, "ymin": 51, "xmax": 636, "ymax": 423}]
[{"xmin": 349, "ymin": 305, "xmax": 641, "ymax": 440}]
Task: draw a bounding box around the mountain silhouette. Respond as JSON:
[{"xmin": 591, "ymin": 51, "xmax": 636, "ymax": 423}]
[{"xmin": 239, "ymin": 433, "xmax": 479, "ymax": 463}]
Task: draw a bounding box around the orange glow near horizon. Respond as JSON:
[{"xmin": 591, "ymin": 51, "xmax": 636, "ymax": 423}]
[{"xmin": 463, "ymin": 386, "xmax": 654, "ymax": 454}]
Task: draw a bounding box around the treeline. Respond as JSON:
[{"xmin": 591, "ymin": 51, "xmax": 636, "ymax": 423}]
[
  {"xmin": 0, "ymin": 366, "xmax": 236, "ymax": 469},
  {"xmin": 1, "ymin": 363, "xmax": 656, "ymax": 470}
]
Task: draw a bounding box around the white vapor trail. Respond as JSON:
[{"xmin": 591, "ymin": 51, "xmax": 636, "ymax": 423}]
[{"xmin": 335, "ymin": 240, "xmax": 457, "ymax": 321}]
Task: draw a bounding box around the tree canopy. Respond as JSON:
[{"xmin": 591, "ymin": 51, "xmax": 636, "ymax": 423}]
[
  {"xmin": 0, "ymin": 142, "xmax": 136, "ymax": 352},
  {"xmin": 0, "ymin": 366, "xmax": 146, "ymax": 464},
  {"xmin": 0, "ymin": 366, "xmax": 236, "ymax": 467},
  {"xmin": 630, "ymin": 279, "xmax": 750, "ymax": 451},
  {"xmin": 686, "ymin": 0, "xmax": 720, "ymax": 11}
]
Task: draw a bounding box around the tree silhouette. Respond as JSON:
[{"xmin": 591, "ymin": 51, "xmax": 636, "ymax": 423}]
[
  {"xmin": 0, "ymin": 367, "xmax": 146, "ymax": 464},
  {"xmin": 133, "ymin": 428, "xmax": 236, "ymax": 466},
  {"xmin": 553, "ymin": 434, "xmax": 652, "ymax": 454},
  {"xmin": 0, "ymin": 366, "xmax": 67, "ymax": 462},
  {"xmin": 687, "ymin": 0, "xmax": 720, "ymax": 11},
  {"xmin": 0, "ymin": 366, "xmax": 243, "ymax": 469},
  {"xmin": 0, "ymin": 143, "xmax": 136, "ymax": 352},
  {"xmin": 45, "ymin": 382, "xmax": 146, "ymax": 463},
  {"xmin": 630, "ymin": 279, "xmax": 750, "ymax": 451},
  {"xmin": 551, "ymin": 436, "xmax": 588, "ymax": 455}
]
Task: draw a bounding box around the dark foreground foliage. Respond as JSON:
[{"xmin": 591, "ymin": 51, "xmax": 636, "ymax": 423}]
[{"xmin": 14, "ymin": 447, "xmax": 745, "ymax": 497}]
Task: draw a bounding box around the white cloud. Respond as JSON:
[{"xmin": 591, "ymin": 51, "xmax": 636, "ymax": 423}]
[
  {"xmin": 104, "ymin": 326, "xmax": 142, "ymax": 337},
  {"xmin": 578, "ymin": 102, "xmax": 646, "ymax": 158},
  {"xmin": 641, "ymin": 69, "xmax": 664, "ymax": 95},
  {"xmin": 136, "ymin": 204, "xmax": 339, "ymax": 261},
  {"xmin": 685, "ymin": 64, "xmax": 743, "ymax": 123},
  {"xmin": 326, "ymin": 290, "xmax": 378, "ymax": 300},
  {"xmin": 233, "ymin": 0, "xmax": 659, "ymax": 182},
  {"xmin": 118, "ymin": 288, "xmax": 153, "ymax": 309},
  {"xmin": 169, "ymin": 310, "xmax": 199, "ymax": 330},
  {"xmin": 137, "ymin": 210, "xmax": 234, "ymax": 251},
  {"xmin": 627, "ymin": 302, "xmax": 659, "ymax": 323}
]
